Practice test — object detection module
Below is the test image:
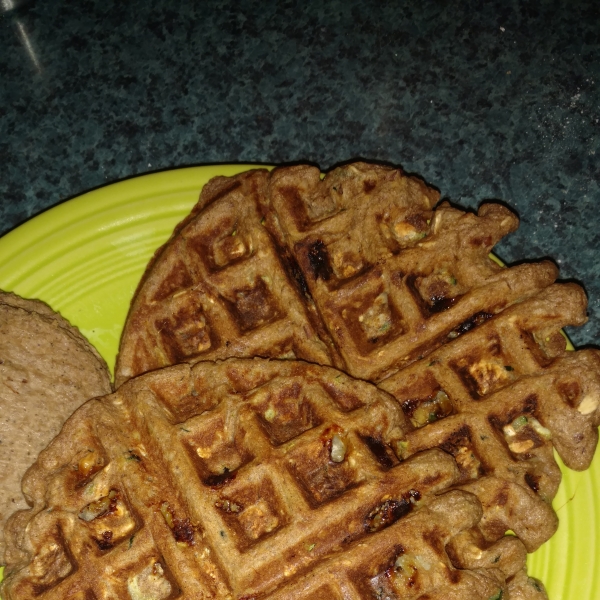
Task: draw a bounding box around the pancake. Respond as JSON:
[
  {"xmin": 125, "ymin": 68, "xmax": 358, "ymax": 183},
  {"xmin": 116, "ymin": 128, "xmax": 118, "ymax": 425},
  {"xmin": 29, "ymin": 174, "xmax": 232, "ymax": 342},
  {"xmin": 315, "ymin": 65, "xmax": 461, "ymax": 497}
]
[{"xmin": 0, "ymin": 291, "xmax": 112, "ymax": 562}]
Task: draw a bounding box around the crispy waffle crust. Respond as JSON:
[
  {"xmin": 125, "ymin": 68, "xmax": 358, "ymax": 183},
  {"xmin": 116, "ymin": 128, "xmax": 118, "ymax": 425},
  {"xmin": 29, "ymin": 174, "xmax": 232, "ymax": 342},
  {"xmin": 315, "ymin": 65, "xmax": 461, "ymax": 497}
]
[
  {"xmin": 116, "ymin": 163, "xmax": 559, "ymax": 387},
  {"xmin": 114, "ymin": 163, "xmax": 600, "ymax": 554},
  {"xmin": 1, "ymin": 359, "xmax": 532, "ymax": 600},
  {"xmin": 0, "ymin": 291, "xmax": 112, "ymax": 561}
]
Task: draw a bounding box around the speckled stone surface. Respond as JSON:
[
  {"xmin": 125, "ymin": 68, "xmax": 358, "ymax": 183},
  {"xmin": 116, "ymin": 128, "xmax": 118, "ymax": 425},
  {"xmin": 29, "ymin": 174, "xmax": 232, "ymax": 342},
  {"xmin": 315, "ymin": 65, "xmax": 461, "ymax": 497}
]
[{"xmin": 1, "ymin": 0, "xmax": 599, "ymax": 344}]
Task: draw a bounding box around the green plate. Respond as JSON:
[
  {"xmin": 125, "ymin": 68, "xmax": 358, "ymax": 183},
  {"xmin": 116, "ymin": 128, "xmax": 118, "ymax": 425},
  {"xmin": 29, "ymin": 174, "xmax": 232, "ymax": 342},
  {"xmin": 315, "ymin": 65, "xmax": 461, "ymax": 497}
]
[{"xmin": 0, "ymin": 166, "xmax": 598, "ymax": 596}]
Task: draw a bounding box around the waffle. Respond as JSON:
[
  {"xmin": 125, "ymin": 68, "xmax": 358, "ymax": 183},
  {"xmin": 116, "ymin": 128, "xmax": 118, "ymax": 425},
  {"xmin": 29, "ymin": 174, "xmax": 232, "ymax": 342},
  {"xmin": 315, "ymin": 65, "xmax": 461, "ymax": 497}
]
[
  {"xmin": 1, "ymin": 359, "xmax": 530, "ymax": 600},
  {"xmin": 111, "ymin": 163, "xmax": 600, "ymax": 589},
  {"xmin": 0, "ymin": 291, "xmax": 112, "ymax": 561},
  {"xmin": 115, "ymin": 162, "xmax": 558, "ymax": 387},
  {"xmin": 380, "ymin": 282, "xmax": 600, "ymax": 552}
]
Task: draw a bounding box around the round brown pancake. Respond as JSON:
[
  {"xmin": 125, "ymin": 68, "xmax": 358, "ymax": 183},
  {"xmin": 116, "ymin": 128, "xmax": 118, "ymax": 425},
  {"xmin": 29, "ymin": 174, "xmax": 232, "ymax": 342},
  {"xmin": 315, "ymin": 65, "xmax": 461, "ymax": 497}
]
[{"xmin": 0, "ymin": 291, "xmax": 112, "ymax": 562}]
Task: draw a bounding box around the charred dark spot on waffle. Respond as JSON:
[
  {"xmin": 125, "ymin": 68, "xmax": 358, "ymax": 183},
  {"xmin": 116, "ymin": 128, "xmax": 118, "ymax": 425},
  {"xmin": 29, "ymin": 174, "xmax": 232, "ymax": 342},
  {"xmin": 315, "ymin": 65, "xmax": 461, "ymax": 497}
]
[
  {"xmin": 404, "ymin": 274, "xmax": 456, "ymax": 317},
  {"xmin": 172, "ymin": 519, "xmax": 195, "ymax": 545},
  {"xmin": 152, "ymin": 262, "xmax": 194, "ymax": 301},
  {"xmin": 160, "ymin": 502, "xmax": 196, "ymax": 545},
  {"xmin": 447, "ymin": 311, "xmax": 494, "ymax": 339},
  {"xmin": 277, "ymin": 243, "xmax": 311, "ymax": 297},
  {"xmin": 203, "ymin": 468, "xmax": 237, "ymax": 488},
  {"xmin": 420, "ymin": 269, "xmax": 462, "ymax": 314},
  {"xmin": 223, "ymin": 278, "xmax": 283, "ymax": 333},
  {"xmin": 525, "ymin": 472, "xmax": 541, "ymax": 493},
  {"xmin": 408, "ymin": 489, "xmax": 422, "ymax": 502},
  {"xmin": 401, "ymin": 398, "xmax": 419, "ymax": 416},
  {"xmin": 94, "ymin": 530, "xmax": 114, "ymax": 551},
  {"xmin": 155, "ymin": 295, "xmax": 213, "ymax": 362},
  {"xmin": 365, "ymin": 497, "xmax": 413, "ymax": 532},
  {"xmin": 429, "ymin": 295, "xmax": 458, "ymax": 314},
  {"xmin": 362, "ymin": 436, "xmax": 399, "ymax": 469},
  {"xmin": 451, "ymin": 351, "xmax": 514, "ymax": 399},
  {"xmin": 306, "ymin": 240, "xmax": 332, "ymax": 281},
  {"xmin": 320, "ymin": 381, "xmax": 365, "ymax": 411}
]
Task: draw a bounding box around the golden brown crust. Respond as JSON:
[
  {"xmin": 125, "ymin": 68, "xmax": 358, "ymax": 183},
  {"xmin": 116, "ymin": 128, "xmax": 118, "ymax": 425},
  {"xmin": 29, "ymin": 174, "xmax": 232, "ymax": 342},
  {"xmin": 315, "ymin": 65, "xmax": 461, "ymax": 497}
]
[
  {"xmin": 380, "ymin": 283, "xmax": 600, "ymax": 551},
  {"xmin": 2, "ymin": 359, "xmax": 515, "ymax": 600},
  {"xmin": 108, "ymin": 162, "xmax": 600, "ymax": 597},
  {"xmin": 116, "ymin": 169, "xmax": 340, "ymax": 387},
  {"xmin": 116, "ymin": 162, "xmax": 557, "ymax": 387}
]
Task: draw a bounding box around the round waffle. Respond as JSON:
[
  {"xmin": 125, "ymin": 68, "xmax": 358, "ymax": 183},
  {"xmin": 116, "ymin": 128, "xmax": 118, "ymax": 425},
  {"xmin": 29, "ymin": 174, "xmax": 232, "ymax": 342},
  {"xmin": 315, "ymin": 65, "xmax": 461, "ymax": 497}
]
[
  {"xmin": 115, "ymin": 163, "xmax": 558, "ymax": 387},
  {"xmin": 2, "ymin": 358, "xmax": 538, "ymax": 600}
]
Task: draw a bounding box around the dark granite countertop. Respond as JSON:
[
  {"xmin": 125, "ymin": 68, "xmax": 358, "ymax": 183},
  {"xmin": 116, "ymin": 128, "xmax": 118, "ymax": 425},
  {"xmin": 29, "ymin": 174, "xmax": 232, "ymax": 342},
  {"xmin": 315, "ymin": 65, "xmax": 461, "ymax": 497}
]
[{"xmin": 1, "ymin": 0, "xmax": 599, "ymax": 345}]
